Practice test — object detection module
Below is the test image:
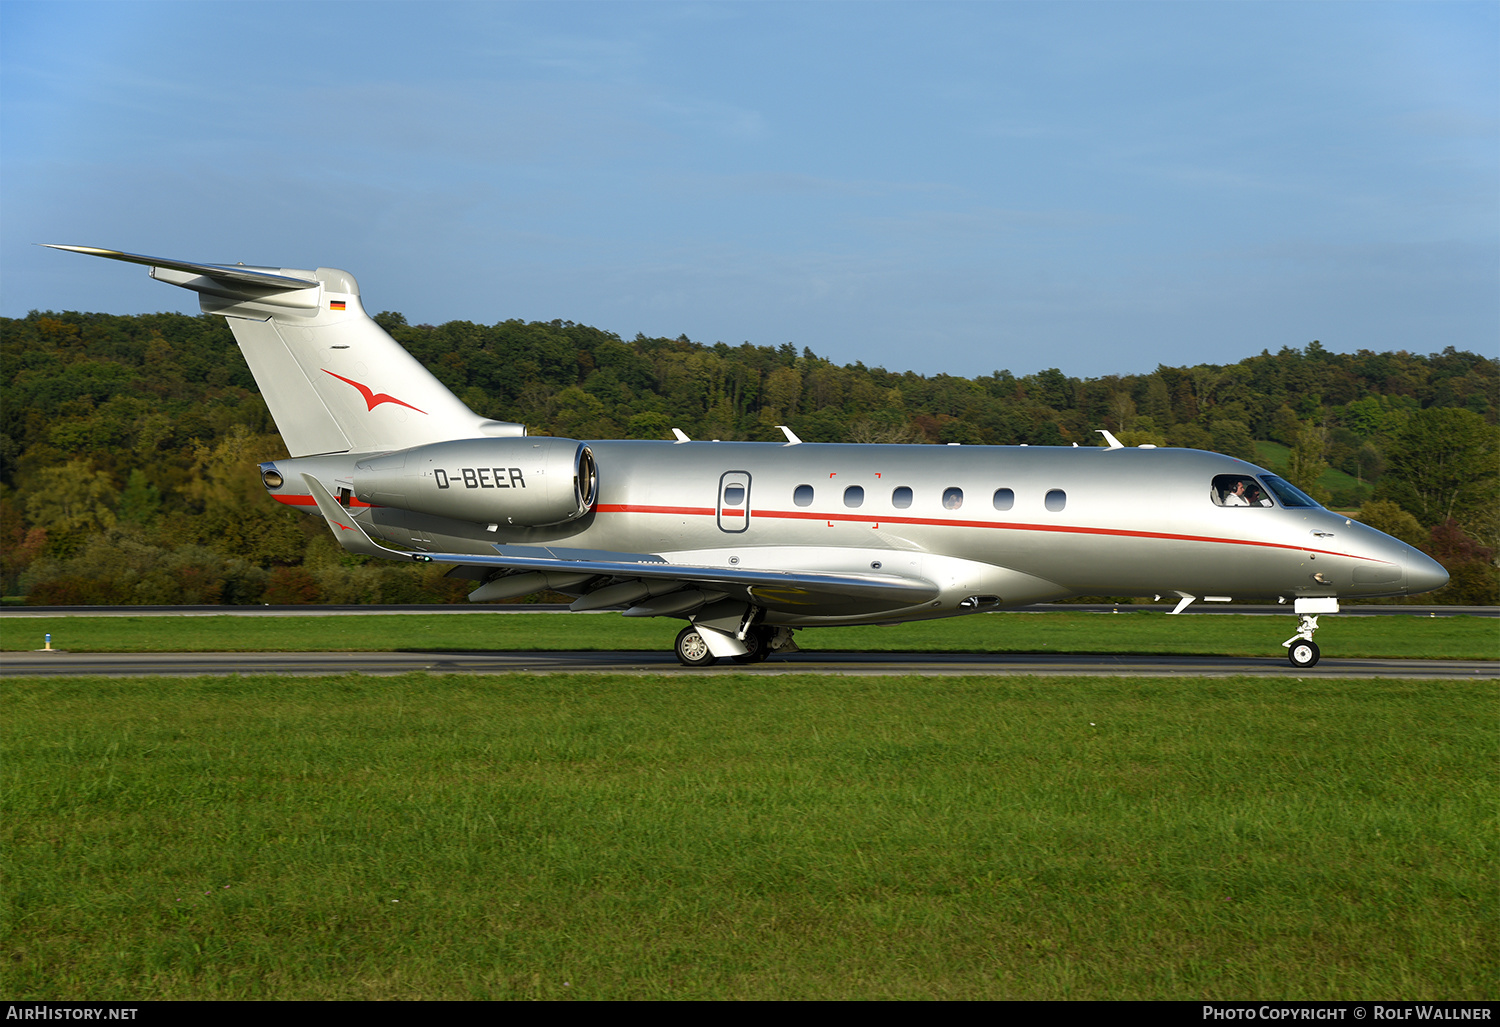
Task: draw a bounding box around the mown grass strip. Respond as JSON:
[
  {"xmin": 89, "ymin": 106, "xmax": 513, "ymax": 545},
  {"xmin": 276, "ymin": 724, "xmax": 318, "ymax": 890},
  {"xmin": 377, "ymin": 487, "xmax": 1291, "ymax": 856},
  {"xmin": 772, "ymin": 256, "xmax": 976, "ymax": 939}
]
[
  {"xmin": 2, "ymin": 673, "xmax": 1494, "ymax": 999},
  {"xmin": 2, "ymin": 610, "xmax": 1495, "ymax": 660}
]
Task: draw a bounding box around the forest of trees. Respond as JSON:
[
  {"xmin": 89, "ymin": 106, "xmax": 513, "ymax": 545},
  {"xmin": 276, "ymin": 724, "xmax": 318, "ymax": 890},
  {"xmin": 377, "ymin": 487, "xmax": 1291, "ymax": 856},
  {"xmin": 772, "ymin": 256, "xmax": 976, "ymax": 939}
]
[{"xmin": 2, "ymin": 309, "xmax": 1496, "ymax": 605}]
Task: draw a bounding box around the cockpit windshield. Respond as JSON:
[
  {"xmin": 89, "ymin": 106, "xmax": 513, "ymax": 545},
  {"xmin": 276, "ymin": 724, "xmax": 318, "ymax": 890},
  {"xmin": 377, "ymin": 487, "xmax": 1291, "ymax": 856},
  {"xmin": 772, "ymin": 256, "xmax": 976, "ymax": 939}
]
[{"xmin": 1257, "ymin": 474, "xmax": 1321, "ymax": 509}]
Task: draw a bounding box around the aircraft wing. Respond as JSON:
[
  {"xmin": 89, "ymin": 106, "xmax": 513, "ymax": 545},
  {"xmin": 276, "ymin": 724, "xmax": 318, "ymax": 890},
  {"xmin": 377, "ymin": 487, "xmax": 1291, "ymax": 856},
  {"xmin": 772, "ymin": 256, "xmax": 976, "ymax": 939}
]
[
  {"xmin": 451, "ymin": 545, "xmax": 939, "ymax": 609},
  {"xmin": 300, "ymin": 475, "xmax": 937, "ymax": 612}
]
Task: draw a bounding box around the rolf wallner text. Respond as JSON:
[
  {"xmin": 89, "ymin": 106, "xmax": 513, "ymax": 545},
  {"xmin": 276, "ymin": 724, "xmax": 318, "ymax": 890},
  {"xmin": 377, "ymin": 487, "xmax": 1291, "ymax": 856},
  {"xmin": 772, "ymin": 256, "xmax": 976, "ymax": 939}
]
[{"xmin": 1204, "ymin": 1009, "xmax": 1492, "ymax": 1021}]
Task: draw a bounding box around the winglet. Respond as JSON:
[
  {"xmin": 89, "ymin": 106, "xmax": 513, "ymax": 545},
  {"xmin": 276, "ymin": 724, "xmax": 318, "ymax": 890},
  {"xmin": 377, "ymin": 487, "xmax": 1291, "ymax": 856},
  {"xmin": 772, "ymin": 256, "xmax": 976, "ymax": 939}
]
[
  {"xmin": 300, "ymin": 474, "xmax": 414, "ymax": 561},
  {"xmin": 777, "ymin": 425, "xmax": 802, "ymax": 445},
  {"xmin": 1096, "ymin": 429, "xmax": 1124, "ymax": 449},
  {"xmin": 672, "ymin": 428, "xmax": 691, "ymax": 443}
]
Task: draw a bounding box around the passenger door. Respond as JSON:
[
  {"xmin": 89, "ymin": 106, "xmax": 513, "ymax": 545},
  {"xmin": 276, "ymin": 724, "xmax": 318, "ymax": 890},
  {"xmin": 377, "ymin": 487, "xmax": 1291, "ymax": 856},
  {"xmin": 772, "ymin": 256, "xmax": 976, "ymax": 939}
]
[{"xmin": 717, "ymin": 471, "xmax": 751, "ymax": 533}]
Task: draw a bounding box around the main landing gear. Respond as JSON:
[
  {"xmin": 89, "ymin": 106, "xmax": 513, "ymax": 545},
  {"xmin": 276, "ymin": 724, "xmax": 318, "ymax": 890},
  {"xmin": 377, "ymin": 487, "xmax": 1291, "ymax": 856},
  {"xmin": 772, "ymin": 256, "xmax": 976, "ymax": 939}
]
[
  {"xmin": 673, "ymin": 623, "xmax": 784, "ymax": 667},
  {"xmin": 675, "ymin": 625, "xmax": 717, "ymax": 667},
  {"xmin": 731, "ymin": 626, "xmax": 775, "ymax": 665}
]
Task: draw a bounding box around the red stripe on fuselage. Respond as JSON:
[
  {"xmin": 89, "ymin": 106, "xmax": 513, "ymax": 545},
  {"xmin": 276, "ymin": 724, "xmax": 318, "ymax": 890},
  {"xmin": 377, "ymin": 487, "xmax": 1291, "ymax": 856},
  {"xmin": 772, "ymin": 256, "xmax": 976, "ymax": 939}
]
[
  {"xmin": 269, "ymin": 498, "xmax": 1387, "ymax": 565},
  {"xmin": 591, "ymin": 503, "xmax": 1382, "ymax": 563},
  {"xmin": 594, "ymin": 504, "xmax": 715, "ymax": 517}
]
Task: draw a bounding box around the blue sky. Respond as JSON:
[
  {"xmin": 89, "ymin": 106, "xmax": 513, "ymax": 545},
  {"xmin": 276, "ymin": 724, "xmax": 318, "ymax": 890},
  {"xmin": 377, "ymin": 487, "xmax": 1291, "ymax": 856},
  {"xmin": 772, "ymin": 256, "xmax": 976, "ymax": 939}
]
[{"xmin": 3, "ymin": 1, "xmax": 1495, "ymax": 379}]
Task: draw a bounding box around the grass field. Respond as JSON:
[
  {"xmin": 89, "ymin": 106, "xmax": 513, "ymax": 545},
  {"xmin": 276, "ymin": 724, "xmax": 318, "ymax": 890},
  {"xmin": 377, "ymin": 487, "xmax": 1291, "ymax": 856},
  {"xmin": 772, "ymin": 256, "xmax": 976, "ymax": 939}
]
[
  {"xmin": 2, "ymin": 672, "xmax": 1494, "ymax": 1000},
  {"xmin": 3, "ymin": 609, "xmax": 1496, "ymax": 660}
]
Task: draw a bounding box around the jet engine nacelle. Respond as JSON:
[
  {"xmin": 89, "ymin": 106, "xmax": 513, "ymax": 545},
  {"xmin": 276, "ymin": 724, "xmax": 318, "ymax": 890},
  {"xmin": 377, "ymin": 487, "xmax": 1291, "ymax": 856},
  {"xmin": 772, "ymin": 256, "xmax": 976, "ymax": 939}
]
[{"xmin": 354, "ymin": 437, "xmax": 597, "ymax": 526}]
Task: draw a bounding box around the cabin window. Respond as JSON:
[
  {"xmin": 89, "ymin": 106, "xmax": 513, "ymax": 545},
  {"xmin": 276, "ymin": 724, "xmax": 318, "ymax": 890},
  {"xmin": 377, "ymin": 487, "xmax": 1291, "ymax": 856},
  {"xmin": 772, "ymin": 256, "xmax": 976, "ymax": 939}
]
[
  {"xmin": 992, "ymin": 488, "xmax": 1014, "ymax": 511},
  {"xmin": 1211, "ymin": 474, "xmax": 1272, "ymax": 508},
  {"xmin": 942, "ymin": 487, "xmax": 964, "ymax": 510},
  {"xmin": 1045, "ymin": 489, "xmax": 1067, "ymax": 512},
  {"xmin": 844, "ymin": 485, "xmax": 864, "ymax": 508},
  {"xmin": 891, "ymin": 486, "xmax": 913, "ymax": 509},
  {"xmin": 793, "ymin": 484, "xmax": 814, "ymax": 507},
  {"xmin": 723, "ymin": 485, "xmax": 745, "ymax": 506},
  {"xmin": 1259, "ymin": 474, "xmax": 1320, "ymax": 508}
]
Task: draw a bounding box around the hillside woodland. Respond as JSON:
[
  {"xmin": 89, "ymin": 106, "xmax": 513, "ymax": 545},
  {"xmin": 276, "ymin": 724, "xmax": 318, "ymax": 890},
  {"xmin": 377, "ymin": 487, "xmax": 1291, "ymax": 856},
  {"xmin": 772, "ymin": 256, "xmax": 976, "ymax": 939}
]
[{"xmin": 2, "ymin": 310, "xmax": 1495, "ymax": 605}]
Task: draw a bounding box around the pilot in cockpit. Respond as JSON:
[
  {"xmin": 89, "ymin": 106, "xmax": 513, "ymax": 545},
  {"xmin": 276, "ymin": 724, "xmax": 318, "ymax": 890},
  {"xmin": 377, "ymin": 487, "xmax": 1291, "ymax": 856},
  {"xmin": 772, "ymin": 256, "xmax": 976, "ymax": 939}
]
[{"xmin": 1215, "ymin": 476, "xmax": 1274, "ymax": 507}]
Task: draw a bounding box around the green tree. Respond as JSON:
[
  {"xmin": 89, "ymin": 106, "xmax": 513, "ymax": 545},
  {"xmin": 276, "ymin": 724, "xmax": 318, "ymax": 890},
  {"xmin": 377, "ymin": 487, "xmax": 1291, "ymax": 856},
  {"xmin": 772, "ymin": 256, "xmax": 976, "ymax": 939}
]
[
  {"xmin": 549, "ymin": 386, "xmax": 616, "ymax": 440},
  {"xmin": 1209, "ymin": 419, "xmax": 1256, "ymax": 462},
  {"xmin": 626, "ymin": 411, "xmax": 675, "ymax": 440},
  {"xmin": 180, "ymin": 426, "xmax": 303, "ymax": 565},
  {"xmin": 1352, "ymin": 500, "xmax": 1425, "ymax": 550},
  {"xmin": 24, "ymin": 459, "xmax": 118, "ymax": 535},
  {"xmin": 848, "ymin": 411, "xmax": 919, "ymax": 444},
  {"xmin": 1268, "ymin": 405, "xmax": 1302, "ymax": 446},
  {"xmin": 116, "ymin": 469, "xmax": 161, "ymax": 527},
  {"xmin": 1286, "ymin": 421, "xmax": 1332, "ymax": 505},
  {"xmin": 1142, "ymin": 374, "xmax": 1175, "ymax": 426},
  {"xmin": 763, "ymin": 366, "xmax": 803, "ymax": 418},
  {"xmin": 1376, "ymin": 408, "xmax": 1498, "ymax": 530}
]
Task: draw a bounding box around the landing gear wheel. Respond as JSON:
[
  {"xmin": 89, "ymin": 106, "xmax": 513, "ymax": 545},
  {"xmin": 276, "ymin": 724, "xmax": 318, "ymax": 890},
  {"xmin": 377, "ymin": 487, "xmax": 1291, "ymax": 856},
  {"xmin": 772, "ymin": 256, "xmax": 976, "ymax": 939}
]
[
  {"xmin": 1287, "ymin": 640, "xmax": 1320, "ymax": 669},
  {"xmin": 675, "ymin": 625, "xmax": 718, "ymax": 667},
  {"xmin": 731, "ymin": 626, "xmax": 773, "ymax": 664}
]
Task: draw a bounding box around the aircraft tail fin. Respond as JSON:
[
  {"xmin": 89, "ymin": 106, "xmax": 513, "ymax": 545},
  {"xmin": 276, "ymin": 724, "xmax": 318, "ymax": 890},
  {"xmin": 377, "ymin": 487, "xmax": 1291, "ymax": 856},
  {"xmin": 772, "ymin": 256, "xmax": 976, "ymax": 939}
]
[{"xmin": 44, "ymin": 245, "xmax": 525, "ymax": 457}]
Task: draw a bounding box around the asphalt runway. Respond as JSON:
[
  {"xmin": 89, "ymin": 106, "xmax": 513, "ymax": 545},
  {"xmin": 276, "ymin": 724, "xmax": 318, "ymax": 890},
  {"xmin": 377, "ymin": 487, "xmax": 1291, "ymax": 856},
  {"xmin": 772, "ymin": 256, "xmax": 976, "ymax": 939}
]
[
  {"xmin": 5, "ymin": 648, "xmax": 1494, "ymax": 679},
  {"xmin": 4, "ymin": 603, "xmax": 1495, "ymax": 617}
]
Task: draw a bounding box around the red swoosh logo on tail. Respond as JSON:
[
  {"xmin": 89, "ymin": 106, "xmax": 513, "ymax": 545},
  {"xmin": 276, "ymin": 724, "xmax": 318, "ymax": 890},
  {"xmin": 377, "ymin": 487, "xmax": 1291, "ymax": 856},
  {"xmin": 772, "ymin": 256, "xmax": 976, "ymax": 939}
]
[{"xmin": 322, "ymin": 370, "xmax": 427, "ymax": 414}]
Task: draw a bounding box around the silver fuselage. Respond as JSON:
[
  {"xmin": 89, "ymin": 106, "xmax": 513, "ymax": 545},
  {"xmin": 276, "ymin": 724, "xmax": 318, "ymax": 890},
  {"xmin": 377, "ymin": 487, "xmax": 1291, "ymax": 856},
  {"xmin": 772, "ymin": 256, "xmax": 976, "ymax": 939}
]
[{"xmin": 270, "ymin": 441, "xmax": 1441, "ymax": 627}]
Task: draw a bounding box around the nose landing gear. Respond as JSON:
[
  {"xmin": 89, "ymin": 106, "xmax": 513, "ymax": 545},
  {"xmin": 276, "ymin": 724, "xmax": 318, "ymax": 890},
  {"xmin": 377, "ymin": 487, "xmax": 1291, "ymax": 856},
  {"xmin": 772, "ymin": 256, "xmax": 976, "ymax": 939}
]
[
  {"xmin": 1286, "ymin": 635, "xmax": 1321, "ymax": 668},
  {"xmin": 1282, "ymin": 598, "xmax": 1338, "ymax": 668}
]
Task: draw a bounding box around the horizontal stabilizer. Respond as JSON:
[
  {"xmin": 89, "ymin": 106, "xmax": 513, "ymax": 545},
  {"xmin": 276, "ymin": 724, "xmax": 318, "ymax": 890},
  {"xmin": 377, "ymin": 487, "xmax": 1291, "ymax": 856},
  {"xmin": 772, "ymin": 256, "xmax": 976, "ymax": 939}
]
[{"xmin": 42, "ymin": 244, "xmax": 319, "ymax": 297}]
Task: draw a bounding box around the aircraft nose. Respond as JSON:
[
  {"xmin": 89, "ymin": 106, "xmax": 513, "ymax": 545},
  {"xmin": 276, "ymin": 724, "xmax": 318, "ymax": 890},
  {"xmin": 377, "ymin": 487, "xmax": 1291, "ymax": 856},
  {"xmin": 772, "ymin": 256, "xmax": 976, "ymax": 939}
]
[{"xmin": 1405, "ymin": 550, "xmax": 1449, "ymax": 596}]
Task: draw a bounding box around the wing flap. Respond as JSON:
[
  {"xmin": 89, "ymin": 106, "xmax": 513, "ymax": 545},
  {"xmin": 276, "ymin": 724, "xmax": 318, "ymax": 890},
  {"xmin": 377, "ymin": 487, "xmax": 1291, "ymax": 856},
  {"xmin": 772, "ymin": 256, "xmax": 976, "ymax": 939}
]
[
  {"xmin": 448, "ymin": 550, "xmax": 939, "ymax": 608},
  {"xmin": 457, "ymin": 544, "xmax": 939, "ymax": 606}
]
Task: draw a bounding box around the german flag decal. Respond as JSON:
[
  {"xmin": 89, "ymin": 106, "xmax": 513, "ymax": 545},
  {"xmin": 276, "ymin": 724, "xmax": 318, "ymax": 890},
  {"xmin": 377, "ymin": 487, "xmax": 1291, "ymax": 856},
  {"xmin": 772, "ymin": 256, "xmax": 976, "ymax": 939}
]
[{"xmin": 329, "ymin": 300, "xmax": 346, "ymax": 311}]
